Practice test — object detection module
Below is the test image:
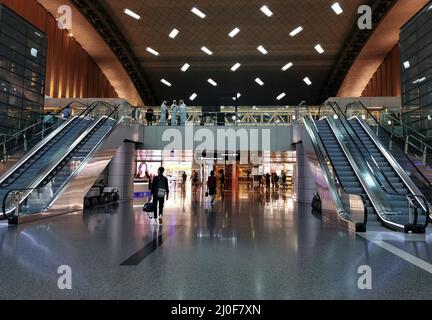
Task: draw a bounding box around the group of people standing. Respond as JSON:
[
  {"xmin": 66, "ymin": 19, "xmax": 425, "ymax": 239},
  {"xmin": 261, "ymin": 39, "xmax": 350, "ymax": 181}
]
[
  {"xmin": 159, "ymin": 100, "xmax": 188, "ymax": 126},
  {"xmin": 259, "ymin": 172, "xmax": 288, "ymax": 190}
]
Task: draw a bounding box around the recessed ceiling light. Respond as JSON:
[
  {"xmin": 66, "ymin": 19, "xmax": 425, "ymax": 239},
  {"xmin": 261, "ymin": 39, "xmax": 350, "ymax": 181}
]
[
  {"xmin": 314, "ymin": 44, "xmax": 325, "ymax": 54},
  {"xmin": 190, "ymin": 93, "xmax": 197, "ymax": 101},
  {"xmin": 412, "ymin": 77, "xmax": 426, "ymax": 84},
  {"xmin": 257, "ymin": 45, "xmax": 268, "ymax": 55},
  {"xmin": 231, "ymin": 63, "xmax": 241, "ymax": 72},
  {"xmin": 191, "ymin": 7, "xmax": 206, "ymax": 19},
  {"xmin": 255, "ymin": 78, "xmax": 264, "ymax": 86},
  {"xmin": 290, "ymin": 26, "xmax": 303, "ymax": 37},
  {"xmin": 161, "ymin": 79, "xmax": 172, "ymax": 87},
  {"xmin": 123, "ymin": 8, "xmax": 141, "ymax": 20},
  {"xmin": 331, "ymin": 2, "xmax": 343, "ymax": 15},
  {"xmin": 260, "ymin": 5, "xmax": 273, "ymax": 17},
  {"xmin": 201, "ymin": 46, "xmax": 213, "ymax": 55},
  {"xmin": 237, "ymin": 92, "xmax": 241, "ymax": 98},
  {"xmin": 303, "ymin": 77, "xmax": 312, "ymax": 86},
  {"xmin": 169, "ymin": 28, "xmax": 179, "ymax": 39},
  {"xmin": 403, "ymin": 61, "xmax": 410, "ymax": 69},
  {"xmin": 282, "ymin": 62, "xmax": 293, "ymax": 71},
  {"xmin": 181, "ymin": 63, "xmax": 190, "ymax": 72},
  {"xmin": 229, "ymin": 27, "xmax": 240, "ymax": 38},
  {"xmin": 208, "ymin": 78, "xmax": 218, "ymax": 87},
  {"xmin": 277, "ymin": 93, "xmax": 286, "ymax": 101},
  {"xmin": 146, "ymin": 47, "xmax": 160, "ymax": 56}
]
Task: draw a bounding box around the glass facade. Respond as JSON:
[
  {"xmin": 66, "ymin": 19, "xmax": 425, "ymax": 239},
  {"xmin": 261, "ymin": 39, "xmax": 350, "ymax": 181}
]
[{"xmin": 0, "ymin": 5, "xmax": 47, "ymax": 137}]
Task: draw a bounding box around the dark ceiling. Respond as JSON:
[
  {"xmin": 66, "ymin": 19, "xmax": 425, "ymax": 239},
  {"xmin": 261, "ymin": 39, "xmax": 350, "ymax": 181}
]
[{"xmin": 87, "ymin": 0, "xmax": 368, "ymax": 106}]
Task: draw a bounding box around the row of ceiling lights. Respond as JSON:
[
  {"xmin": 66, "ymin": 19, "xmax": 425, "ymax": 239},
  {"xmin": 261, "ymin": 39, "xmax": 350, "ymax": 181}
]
[{"xmin": 123, "ymin": 2, "xmax": 345, "ymax": 102}]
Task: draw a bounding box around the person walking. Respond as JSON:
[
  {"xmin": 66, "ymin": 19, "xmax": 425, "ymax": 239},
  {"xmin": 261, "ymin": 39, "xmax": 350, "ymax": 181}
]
[
  {"xmin": 182, "ymin": 171, "xmax": 187, "ymax": 187},
  {"xmin": 282, "ymin": 171, "xmax": 287, "ymax": 189},
  {"xmin": 192, "ymin": 171, "xmax": 199, "ymax": 193},
  {"xmin": 207, "ymin": 170, "xmax": 217, "ymax": 205},
  {"xmin": 220, "ymin": 170, "xmax": 225, "ymax": 189},
  {"xmin": 265, "ymin": 173, "xmax": 271, "ymax": 190},
  {"xmin": 150, "ymin": 167, "xmax": 169, "ymax": 225},
  {"xmin": 171, "ymin": 100, "xmax": 178, "ymax": 126},
  {"xmin": 179, "ymin": 100, "xmax": 188, "ymax": 126}
]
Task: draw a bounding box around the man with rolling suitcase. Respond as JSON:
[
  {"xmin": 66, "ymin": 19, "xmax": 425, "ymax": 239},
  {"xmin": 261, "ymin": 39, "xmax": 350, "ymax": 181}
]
[{"xmin": 150, "ymin": 167, "xmax": 170, "ymax": 225}]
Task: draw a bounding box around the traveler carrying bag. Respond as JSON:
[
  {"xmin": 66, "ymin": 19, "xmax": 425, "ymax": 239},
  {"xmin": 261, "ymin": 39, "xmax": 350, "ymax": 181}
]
[
  {"xmin": 157, "ymin": 178, "xmax": 167, "ymax": 198},
  {"xmin": 143, "ymin": 202, "xmax": 155, "ymax": 213}
]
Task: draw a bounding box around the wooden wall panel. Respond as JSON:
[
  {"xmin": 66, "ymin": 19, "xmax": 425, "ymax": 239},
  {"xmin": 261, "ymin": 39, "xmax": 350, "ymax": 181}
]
[
  {"xmin": 0, "ymin": 0, "xmax": 118, "ymax": 101},
  {"xmin": 362, "ymin": 45, "xmax": 402, "ymax": 97}
]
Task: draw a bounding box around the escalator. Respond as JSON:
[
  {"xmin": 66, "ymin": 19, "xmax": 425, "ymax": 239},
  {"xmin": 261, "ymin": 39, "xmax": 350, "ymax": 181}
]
[
  {"xmin": 303, "ymin": 102, "xmax": 430, "ymax": 233},
  {"xmin": 0, "ymin": 101, "xmax": 139, "ymax": 224}
]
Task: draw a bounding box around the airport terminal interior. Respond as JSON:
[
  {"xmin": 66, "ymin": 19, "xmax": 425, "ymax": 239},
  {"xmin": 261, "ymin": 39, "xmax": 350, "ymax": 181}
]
[{"xmin": 1, "ymin": 0, "xmax": 432, "ymax": 300}]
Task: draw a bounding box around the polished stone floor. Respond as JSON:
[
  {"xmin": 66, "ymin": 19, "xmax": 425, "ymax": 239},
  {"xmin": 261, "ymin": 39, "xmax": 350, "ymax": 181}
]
[{"xmin": 0, "ymin": 183, "xmax": 432, "ymax": 300}]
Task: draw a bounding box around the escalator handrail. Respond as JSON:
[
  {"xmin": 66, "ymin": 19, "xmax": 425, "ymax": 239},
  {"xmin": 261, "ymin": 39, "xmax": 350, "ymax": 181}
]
[
  {"xmin": 348, "ymin": 101, "xmax": 432, "ymax": 189},
  {"xmin": 2, "ymin": 104, "xmax": 127, "ymax": 218},
  {"xmin": 45, "ymin": 114, "xmax": 135, "ymax": 211},
  {"xmin": 0, "ymin": 100, "xmax": 93, "ymax": 151},
  {"xmin": 2, "ymin": 115, "xmax": 110, "ymax": 218},
  {"xmin": 304, "ymin": 106, "xmax": 351, "ymax": 193},
  {"xmin": 350, "ymin": 115, "xmax": 430, "ymax": 218},
  {"xmin": 0, "ymin": 101, "xmax": 113, "ymax": 188},
  {"xmin": 326, "ymin": 101, "xmax": 403, "ymax": 197}
]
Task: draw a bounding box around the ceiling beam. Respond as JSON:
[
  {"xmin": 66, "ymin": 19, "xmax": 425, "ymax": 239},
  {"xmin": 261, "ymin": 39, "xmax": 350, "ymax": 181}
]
[
  {"xmin": 71, "ymin": 0, "xmax": 157, "ymax": 105},
  {"xmin": 319, "ymin": 0, "xmax": 397, "ymax": 103}
]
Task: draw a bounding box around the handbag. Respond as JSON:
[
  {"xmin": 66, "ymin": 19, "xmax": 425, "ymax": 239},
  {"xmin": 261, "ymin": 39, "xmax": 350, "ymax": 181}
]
[{"xmin": 143, "ymin": 202, "xmax": 155, "ymax": 213}]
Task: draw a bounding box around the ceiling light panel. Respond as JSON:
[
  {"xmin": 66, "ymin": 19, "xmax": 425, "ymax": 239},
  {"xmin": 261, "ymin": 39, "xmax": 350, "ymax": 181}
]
[
  {"xmin": 191, "ymin": 7, "xmax": 206, "ymax": 19},
  {"xmin": 277, "ymin": 93, "xmax": 286, "ymax": 100},
  {"xmin": 208, "ymin": 78, "xmax": 218, "ymax": 87},
  {"xmin": 231, "ymin": 63, "xmax": 241, "ymax": 72},
  {"xmin": 201, "ymin": 46, "xmax": 213, "ymax": 55},
  {"xmin": 260, "ymin": 5, "xmax": 273, "ymax": 17},
  {"xmin": 161, "ymin": 79, "xmax": 172, "ymax": 87},
  {"xmin": 181, "ymin": 63, "xmax": 190, "ymax": 72},
  {"xmin": 331, "ymin": 2, "xmax": 343, "ymax": 15},
  {"xmin": 190, "ymin": 93, "xmax": 197, "ymax": 101},
  {"xmin": 290, "ymin": 26, "xmax": 303, "ymax": 37},
  {"xmin": 229, "ymin": 27, "xmax": 240, "ymax": 38},
  {"xmin": 123, "ymin": 8, "xmax": 141, "ymax": 20},
  {"xmin": 314, "ymin": 44, "xmax": 325, "ymax": 54},
  {"xmin": 282, "ymin": 62, "xmax": 293, "ymax": 71},
  {"xmin": 257, "ymin": 45, "xmax": 268, "ymax": 55},
  {"xmin": 169, "ymin": 28, "xmax": 179, "ymax": 39},
  {"xmin": 303, "ymin": 77, "xmax": 312, "ymax": 86},
  {"xmin": 146, "ymin": 47, "xmax": 159, "ymax": 56},
  {"xmin": 255, "ymin": 78, "xmax": 264, "ymax": 86}
]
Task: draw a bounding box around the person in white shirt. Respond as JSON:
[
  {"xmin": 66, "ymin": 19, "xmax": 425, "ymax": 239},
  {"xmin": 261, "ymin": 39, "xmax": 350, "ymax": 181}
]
[
  {"xmin": 179, "ymin": 100, "xmax": 188, "ymax": 126},
  {"xmin": 171, "ymin": 100, "xmax": 178, "ymax": 126},
  {"xmin": 159, "ymin": 101, "xmax": 168, "ymax": 125}
]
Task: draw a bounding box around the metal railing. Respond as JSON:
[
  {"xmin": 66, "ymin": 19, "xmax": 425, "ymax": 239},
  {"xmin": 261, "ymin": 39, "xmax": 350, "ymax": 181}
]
[{"xmin": 132, "ymin": 106, "xmax": 321, "ymax": 127}]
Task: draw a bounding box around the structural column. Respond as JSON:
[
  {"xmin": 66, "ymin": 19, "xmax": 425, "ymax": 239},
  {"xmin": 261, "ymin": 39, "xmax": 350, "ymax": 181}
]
[
  {"xmin": 108, "ymin": 142, "xmax": 136, "ymax": 200},
  {"xmin": 295, "ymin": 142, "xmax": 316, "ymax": 204}
]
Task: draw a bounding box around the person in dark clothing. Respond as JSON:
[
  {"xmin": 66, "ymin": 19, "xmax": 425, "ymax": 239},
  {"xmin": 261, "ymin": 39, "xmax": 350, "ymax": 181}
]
[
  {"xmin": 150, "ymin": 167, "xmax": 169, "ymax": 225},
  {"xmin": 207, "ymin": 171, "xmax": 217, "ymax": 205},
  {"xmin": 145, "ymin": 108, "xmax": 154, "ymax": 126},
  {"xmin": 265, "ymin": 173, "xmax": 271, "ymax": 190},
  {"xmin": 220, "ymin": 170, "xmax": 225, "ymax": 189}
]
